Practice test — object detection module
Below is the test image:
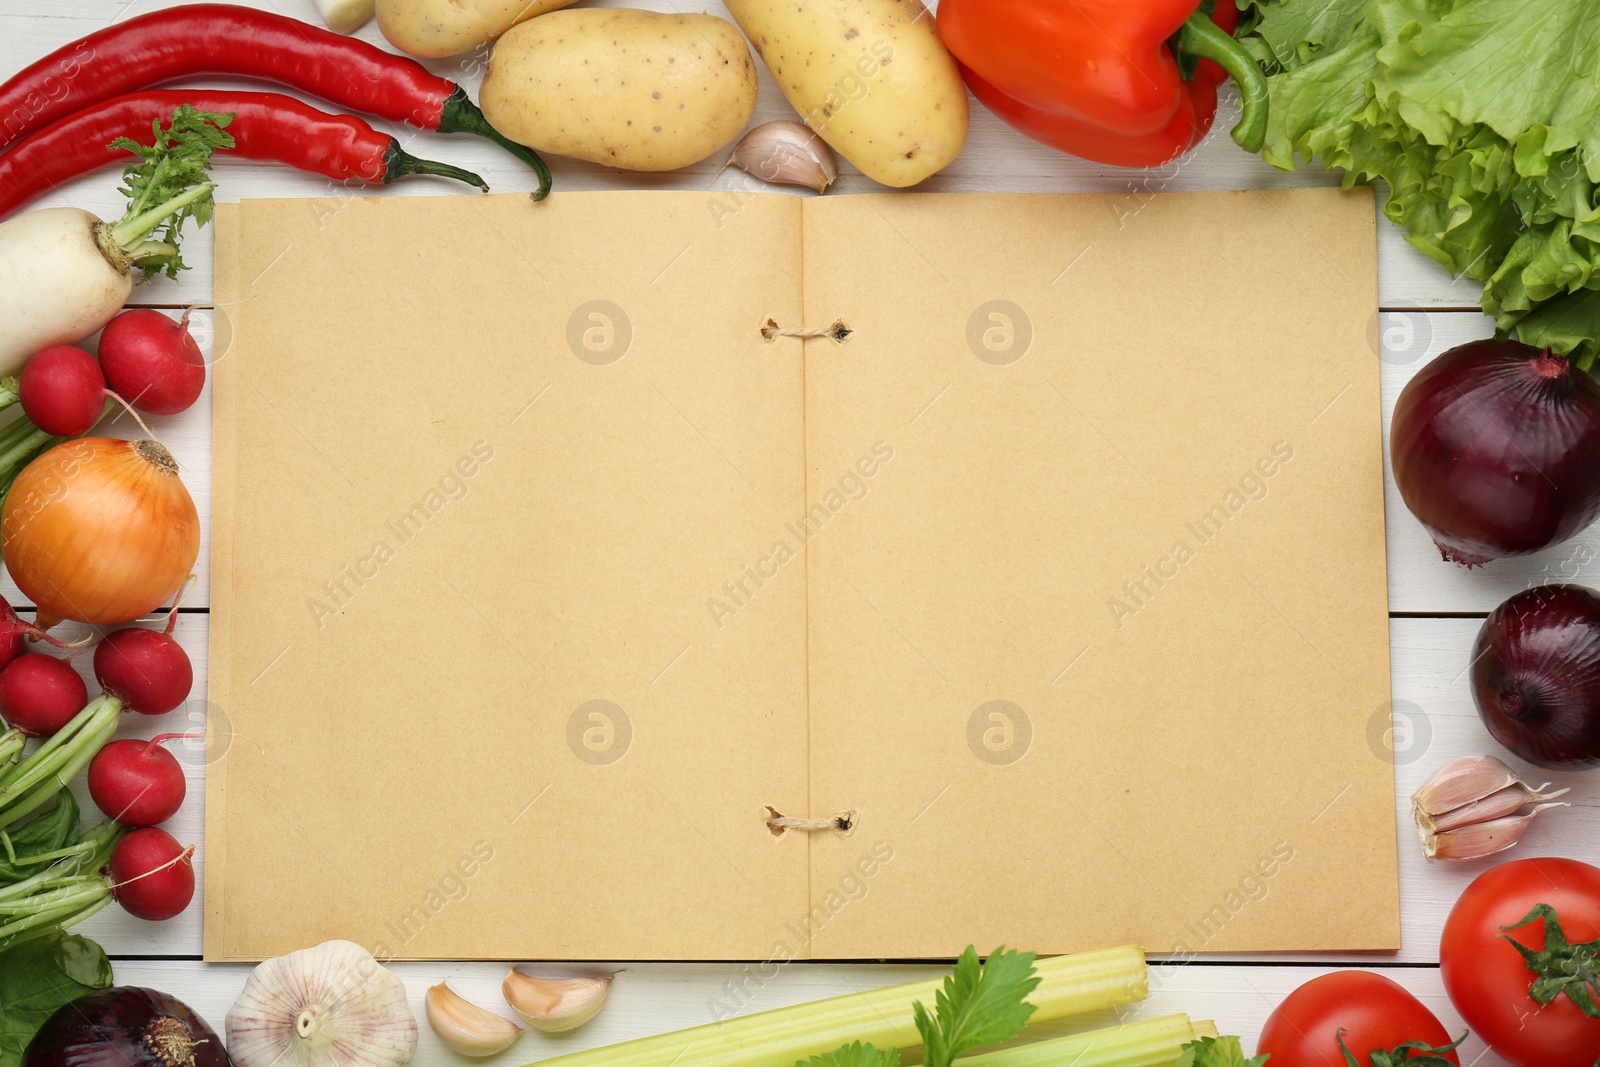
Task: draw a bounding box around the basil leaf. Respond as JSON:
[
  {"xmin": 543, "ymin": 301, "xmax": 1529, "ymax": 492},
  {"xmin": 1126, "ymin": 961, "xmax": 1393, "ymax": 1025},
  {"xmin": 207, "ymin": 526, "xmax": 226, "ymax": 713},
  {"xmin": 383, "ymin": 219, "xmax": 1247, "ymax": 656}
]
[{"xmin": 0, "ymin": 931, "xmax": 113, "ymax": 1067}]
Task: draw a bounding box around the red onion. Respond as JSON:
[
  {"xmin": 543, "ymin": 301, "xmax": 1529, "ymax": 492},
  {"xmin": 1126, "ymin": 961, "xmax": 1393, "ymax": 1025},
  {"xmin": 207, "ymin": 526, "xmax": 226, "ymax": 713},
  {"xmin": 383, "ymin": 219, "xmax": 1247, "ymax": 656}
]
[
  {"xmin": 1472, "ymin": 584, "xmax": 1600, "ymax": 768},
  {"xmin": 1391, "ymin": 339, "xmax": 1600, "ymax": 565},
  {"xmin": 24, "ymin": 986, "xmax": 229, "ymax": 1067}
]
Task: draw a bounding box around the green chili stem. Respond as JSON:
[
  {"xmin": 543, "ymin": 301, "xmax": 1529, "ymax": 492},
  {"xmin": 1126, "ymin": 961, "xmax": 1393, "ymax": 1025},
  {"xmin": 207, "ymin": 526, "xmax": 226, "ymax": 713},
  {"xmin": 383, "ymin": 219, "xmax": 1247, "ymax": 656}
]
[{"xmin": 1179, "ymin": 12, "xmax": 1269, "ymax": 152}]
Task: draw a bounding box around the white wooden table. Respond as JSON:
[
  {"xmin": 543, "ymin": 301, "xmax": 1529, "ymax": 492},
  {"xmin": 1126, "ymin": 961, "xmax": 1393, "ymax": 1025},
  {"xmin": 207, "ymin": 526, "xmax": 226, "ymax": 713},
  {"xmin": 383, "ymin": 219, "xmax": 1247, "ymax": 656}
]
[{"xmin": 3, "ymin": 3, "xmax": 1593, "ymax": 1062}]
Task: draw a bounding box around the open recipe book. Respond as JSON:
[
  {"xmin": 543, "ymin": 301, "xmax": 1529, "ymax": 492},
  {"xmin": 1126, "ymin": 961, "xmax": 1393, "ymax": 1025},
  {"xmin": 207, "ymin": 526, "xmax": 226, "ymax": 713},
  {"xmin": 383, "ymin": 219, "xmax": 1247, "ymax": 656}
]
[{"xmin": 206, "ymin": 186, "xmax": 1396, "ymax": 961}]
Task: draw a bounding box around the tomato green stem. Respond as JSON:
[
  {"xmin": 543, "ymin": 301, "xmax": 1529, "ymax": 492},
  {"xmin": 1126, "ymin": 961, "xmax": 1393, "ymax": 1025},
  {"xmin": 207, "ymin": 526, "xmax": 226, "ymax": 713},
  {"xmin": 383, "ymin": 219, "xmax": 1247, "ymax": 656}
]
[{"xmin": 1501, "ymin": 902, "xmax": 1600, "ymax": 1016}]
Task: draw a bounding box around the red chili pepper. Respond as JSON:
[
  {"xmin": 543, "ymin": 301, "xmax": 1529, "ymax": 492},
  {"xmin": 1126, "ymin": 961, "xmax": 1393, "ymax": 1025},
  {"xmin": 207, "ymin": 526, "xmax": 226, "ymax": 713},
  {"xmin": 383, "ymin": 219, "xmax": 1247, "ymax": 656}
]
[
  {"xmin": 0, "ymin": 90, "xmax": 490, "ymax": 221},
  {"xmin": 936, "ymin": 0, "xmax": 1269, "ymax": 168},
  {"xmin": 0, "ymin": 3, "xmax": 549, "ymax": 198}
]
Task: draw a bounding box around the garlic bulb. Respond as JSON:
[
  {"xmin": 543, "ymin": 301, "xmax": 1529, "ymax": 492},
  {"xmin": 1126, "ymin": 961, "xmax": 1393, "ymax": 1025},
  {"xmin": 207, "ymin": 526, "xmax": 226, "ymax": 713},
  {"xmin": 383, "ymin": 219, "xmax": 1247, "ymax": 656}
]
[
  {"xmin": 729, "ymin": 121, "xmax": 837, "ymax": 193},
  {"xmin": 425, "ymin": 983, "xmax": 523, "ymax": 1057},
  {"xmin": 227, "ymin": 940, "xmax": 418, "ymax": 1067},
  {"xmin": 503, "ymin": 972, "xmax": 612, "ymax": 1032},
  {"xmin": 1412, "ymin": 754, "xmax": 1569, "ymax": 860}
]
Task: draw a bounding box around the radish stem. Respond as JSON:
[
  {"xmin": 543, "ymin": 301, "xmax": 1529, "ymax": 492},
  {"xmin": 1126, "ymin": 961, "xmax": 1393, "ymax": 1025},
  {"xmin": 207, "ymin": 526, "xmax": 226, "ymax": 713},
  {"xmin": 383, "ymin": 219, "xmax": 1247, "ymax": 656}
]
[
  {"xmin": 108, "ymin": 183, "xmax": 214, "ymax": 251},
  {"xmin": 0, "ymin": 696, "xmax": 122, "ymax": 826}
]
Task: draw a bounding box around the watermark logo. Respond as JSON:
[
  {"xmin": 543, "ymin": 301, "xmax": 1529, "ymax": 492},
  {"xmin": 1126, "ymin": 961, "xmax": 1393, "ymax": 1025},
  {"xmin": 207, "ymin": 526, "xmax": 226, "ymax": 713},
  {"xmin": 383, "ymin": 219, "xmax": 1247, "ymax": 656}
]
[
  {"xmin": 967, "ymin": 700, "xmax": 1031, "ymax": 765},
  {"xmin": 185, "ymin": 306, "xmax": 232, "ymax": 368},
  {"xmin": 1369, "ymin": 310, "xmax": 1436, "ymax": 367},
  {"xmin": 967, "ymin": 300, "xmax": 1032, "ymax": 366},
  {"xmin": 567, "ymin": 300, "xmax": 632, "ymax": 366},
  {"xmin": 568, "ymin": 700, "xmax": 632, "ymax": 765},
  {"xmin": 1368, "ymin": 698, "xmax": 1431, "ymax": 766}
]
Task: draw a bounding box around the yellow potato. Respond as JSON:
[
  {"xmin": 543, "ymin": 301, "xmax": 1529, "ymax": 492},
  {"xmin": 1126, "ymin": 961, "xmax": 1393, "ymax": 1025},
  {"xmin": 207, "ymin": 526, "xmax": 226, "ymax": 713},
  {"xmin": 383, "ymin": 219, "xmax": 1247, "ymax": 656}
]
[
  {"xmin": 480, "ymin": 10, "xmax": 758, "ymax": 172},
  {"xmin": 724, "ymin": 0, "xmax": 968, "ymax": 187},
  {"xmin": 376, "ymin": 0, "xmax": 577, "ymax": 60}
]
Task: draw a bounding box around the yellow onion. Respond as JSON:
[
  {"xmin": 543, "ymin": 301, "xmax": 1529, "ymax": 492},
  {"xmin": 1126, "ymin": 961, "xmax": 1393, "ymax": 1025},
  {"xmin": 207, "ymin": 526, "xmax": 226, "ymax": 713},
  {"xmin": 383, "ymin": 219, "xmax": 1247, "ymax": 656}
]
[{"xmin": 1, "ymin": 437, "xmax": 198, "ymax": 628}]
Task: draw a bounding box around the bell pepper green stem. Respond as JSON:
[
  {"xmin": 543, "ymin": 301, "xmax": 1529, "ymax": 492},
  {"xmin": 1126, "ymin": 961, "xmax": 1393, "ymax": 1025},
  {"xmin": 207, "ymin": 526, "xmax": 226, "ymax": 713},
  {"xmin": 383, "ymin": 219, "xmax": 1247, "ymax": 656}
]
[{"xmin": 1179, "ymin": 12, "xmax": 1268, "ymax": 152}]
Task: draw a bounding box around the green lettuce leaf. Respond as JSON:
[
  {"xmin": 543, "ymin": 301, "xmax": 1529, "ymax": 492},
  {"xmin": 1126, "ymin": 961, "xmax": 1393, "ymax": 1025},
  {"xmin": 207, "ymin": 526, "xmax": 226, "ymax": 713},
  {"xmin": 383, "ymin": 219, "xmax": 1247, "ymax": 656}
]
[{"xmin": 1239, "ymin": 0, "xmax": 1600, "ymax": 368}]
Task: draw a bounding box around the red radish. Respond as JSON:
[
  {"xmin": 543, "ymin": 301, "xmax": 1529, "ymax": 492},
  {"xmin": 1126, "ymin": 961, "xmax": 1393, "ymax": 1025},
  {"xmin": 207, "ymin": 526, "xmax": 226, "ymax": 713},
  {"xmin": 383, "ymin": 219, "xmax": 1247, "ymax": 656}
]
[
  {"xmin": 0, "ymin": 652, "xmax": 87, "ymax": 736},
  {"xmin": 108, "ymin": 826, "xmax": 194, "ymax": 921},
  {"xmin": 97, "ymin": 309, "xmax": 206, "ymax": 417},
  {"xmin": 93, "ymin": 598, "xmax": 192, "ymax": 715},
  {"xmin": 0, "ymin": 596, "xmax": 71, "ymax": 671},
  {"xmin": 87, "ymin": 734, "xmax": 190, "ymax": 827},
  {"xmin": 17, "ymin": 344, "xmax": 106, "ymax": 436}
]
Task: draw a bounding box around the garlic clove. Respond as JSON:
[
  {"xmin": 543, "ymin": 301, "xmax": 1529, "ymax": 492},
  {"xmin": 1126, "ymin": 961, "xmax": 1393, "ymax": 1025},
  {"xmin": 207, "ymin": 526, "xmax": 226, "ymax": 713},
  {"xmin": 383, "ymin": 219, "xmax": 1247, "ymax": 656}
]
[
  {"xmin": 502, "ymin": 971, "xmax": 613, "ymax": 1033},
  {"xmin": 227, "ymin": 939, "xmax": 418, "ymax": 1067},
  {"xmin": 1425, "ymin": 783, "xmax": 1548, "ymax": 833},
  {"xmin": 313, "ymin": 0, "xmax": 375, "ymax": 33},
  {"xmin": 729, "ymin": 121, "xmax": 837, "ymax": 194},
  {"xmin": 1425, "ymin": 806, "xmax": 1566, "ymax": 860},
  {"xmin": 1411, "ymin": 754, "xmax": 1523, "ymax": 815},
  {"xmin": 425, "ymin": 983, "xmax": 523, "ymax": 1057},
  {"xmin": 1412, "ymin": 754, "xmax": 1570, "ymax": 860}
]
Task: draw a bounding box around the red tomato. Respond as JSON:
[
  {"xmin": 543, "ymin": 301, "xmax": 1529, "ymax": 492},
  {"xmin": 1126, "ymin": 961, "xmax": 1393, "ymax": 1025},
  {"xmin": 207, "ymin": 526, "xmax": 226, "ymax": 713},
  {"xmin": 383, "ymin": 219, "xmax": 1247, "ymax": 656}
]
[
  {"xmin": 1257, "ymin": 971, "xmax": 1459, "ymax": 1066},
  {"xmin": 1442, "ymin": 857, "xmax": 1600, "ymax": 1067}
]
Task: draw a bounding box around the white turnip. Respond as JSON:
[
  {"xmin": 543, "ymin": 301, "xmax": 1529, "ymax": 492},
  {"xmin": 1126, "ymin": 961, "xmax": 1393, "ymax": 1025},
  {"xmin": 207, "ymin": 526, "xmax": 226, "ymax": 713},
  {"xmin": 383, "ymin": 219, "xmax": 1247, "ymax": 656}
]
[{"xmin": 0, "ymin": 104, "xmax": 232, "ymax": 376}]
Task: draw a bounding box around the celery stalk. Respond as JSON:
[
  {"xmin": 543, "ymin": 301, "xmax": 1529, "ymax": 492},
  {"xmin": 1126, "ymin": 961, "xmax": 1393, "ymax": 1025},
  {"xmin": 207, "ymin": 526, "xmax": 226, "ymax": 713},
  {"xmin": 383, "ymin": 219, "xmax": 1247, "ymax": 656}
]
[
  {"xmin": 963, "ymin": 1013, "xmax": 1215, "ymax": 1067},
  {"xmin": 524, "ymin": 946, "xmax": 1147, "ymax": 1067}
]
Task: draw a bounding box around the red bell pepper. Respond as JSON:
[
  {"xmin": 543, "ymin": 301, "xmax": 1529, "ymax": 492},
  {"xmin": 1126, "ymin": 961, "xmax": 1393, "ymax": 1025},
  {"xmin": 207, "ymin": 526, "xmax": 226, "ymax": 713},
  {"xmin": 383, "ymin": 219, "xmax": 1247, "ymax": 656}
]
[{"xmin": 936, "ymin": 0, "xmax": 1269, "ymax": 169}]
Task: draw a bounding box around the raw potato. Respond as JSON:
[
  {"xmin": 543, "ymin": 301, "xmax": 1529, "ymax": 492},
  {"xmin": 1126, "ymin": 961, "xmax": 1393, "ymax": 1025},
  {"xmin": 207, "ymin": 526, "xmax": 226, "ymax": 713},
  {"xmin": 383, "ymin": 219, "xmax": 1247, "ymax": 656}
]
[
  {"xmin": 376, "ymin": 0, "xmax": 577, "ymax": 59},
  {"xmin": 724, "ymin": 0, "xmax": 968, "ymax": 187},
  {"xmin": 480, "ymin": 10, "xmax": 758, "ymax": 172}
]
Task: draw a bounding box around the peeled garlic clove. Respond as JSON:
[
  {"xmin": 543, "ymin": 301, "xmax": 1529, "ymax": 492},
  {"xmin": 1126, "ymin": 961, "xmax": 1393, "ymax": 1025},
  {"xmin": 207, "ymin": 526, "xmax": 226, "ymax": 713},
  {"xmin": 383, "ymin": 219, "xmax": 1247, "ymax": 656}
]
[
  {"xmin": 1425, "ymin": 806, "xmax": 1565, "ymax": 860},
  {"xmin": 729, "ymin": 121, "xmax": 837, "ymax": 194},
  {"xmin": 426, "ymin": 983, "xmax": 523, "ymax": 1057},
  {"xmin": 503, "ymin": 971, "xmax": 613, "ymax": 1033},
  {"xmin": 227, "ymin": 939, "xmax": 418, "ymax": 1067}
]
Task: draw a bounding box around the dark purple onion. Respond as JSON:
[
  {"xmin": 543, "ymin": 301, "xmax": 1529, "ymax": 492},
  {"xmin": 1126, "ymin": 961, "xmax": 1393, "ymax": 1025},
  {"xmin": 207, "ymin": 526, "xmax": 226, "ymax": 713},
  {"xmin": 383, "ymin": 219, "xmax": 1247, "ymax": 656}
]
[
  {"xmin": 24, "ymin": 987, "xmax": 231, "ymax": 1067},
  {"xmin": 1391, "ymin": 339, "xmax": 1600, "ymax": 565},
  {"xmin": 1472, "ymin": 584, "xmax": 1600, "ymax": 768}
]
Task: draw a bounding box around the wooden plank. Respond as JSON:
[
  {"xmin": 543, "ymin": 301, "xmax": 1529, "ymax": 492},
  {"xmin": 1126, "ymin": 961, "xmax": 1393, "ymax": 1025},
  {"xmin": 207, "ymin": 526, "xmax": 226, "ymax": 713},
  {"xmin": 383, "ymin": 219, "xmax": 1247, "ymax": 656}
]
[{"xmin": 105, "ymin": 958, "xmax": 1505, "ymax": 1066}]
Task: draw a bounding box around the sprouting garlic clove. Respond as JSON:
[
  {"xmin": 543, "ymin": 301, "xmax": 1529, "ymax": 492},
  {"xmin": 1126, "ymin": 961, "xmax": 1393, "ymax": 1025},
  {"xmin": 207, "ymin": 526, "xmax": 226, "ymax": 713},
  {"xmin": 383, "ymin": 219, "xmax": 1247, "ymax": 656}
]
[
  {"xmin": 227, "ymin": 939, "xmax": 418, "ymax": 1067},
  {"xmin": 729, "ymin": 121, "xmax": 837, "ymax": 194},
  {"xmin": 1425, "ymin": 806, "xmax": 1566, "ymax": 860},
  {"xmin": 1412, "ymin": 754, "xmax": 1570, "ymax": 860},
  {"xmin": 425, "ymin": 983, "xmax": 523, "ymax": 1057},
  {"xmin": 502, "ymin": 971, "xmax": 613, "ymax": 1033}
]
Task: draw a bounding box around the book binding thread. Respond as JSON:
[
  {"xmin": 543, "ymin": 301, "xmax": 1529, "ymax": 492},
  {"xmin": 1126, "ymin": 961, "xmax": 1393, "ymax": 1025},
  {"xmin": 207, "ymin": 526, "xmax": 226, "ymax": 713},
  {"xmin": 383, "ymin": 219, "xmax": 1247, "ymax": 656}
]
[
  {"xmin": 761, "ymin": 318, "xmax": 852, "ymax": 343},
  {"xmin": 765, "ymin": 805, "xmax": 855, "ymax": 837}
]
